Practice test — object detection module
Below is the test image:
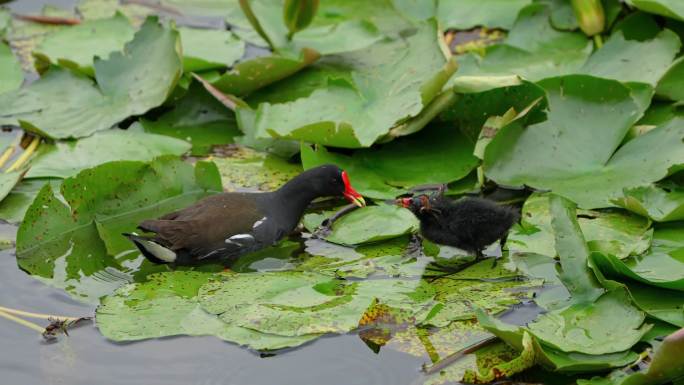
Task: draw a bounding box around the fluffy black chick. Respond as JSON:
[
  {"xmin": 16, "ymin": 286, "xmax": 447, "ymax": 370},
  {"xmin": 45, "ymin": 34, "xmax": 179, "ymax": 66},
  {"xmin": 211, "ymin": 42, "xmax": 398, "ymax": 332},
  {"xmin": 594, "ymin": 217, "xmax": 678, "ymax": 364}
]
[{"xmin": 400, "ymin": 194, "xmax": 520, "ymax": 258}]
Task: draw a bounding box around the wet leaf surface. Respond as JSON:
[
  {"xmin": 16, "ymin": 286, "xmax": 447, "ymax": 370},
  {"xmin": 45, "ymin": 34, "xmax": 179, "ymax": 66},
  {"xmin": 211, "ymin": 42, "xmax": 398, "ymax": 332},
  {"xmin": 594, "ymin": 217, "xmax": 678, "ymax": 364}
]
[
  {"xmin": 0, "ymin": 41, "xmax": 23, "ymax": 94},
  {"xmin": 0, "ymin": 18, "xmax": 182, "ymax": 139}
]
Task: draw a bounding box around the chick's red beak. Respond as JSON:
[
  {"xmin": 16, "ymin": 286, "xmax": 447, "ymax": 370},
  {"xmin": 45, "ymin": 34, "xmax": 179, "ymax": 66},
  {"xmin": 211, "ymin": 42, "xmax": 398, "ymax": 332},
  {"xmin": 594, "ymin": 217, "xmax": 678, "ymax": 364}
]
[
  {"xmin": 341, "ymin": 171, "xmax": 366, "ymax": 207},
  {"xmin": 397, "ymin": 198, "xmax": 412, "ymax": 208}
]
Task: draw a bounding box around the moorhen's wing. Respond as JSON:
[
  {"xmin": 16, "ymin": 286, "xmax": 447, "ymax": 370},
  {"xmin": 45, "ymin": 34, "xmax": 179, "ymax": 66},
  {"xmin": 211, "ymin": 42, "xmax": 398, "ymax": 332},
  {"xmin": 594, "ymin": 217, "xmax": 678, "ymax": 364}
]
[{"xmin": 139, "ymin": 193, "xmax": 267, "ymax": 259}]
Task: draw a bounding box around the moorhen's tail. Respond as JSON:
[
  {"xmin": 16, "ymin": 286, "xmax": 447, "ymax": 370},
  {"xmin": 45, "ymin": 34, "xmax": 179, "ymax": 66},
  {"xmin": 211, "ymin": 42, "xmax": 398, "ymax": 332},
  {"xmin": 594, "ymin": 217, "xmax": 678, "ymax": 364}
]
[{"xmin": 123, "ymin": 233, "xmax": 177, "ymax": 264}]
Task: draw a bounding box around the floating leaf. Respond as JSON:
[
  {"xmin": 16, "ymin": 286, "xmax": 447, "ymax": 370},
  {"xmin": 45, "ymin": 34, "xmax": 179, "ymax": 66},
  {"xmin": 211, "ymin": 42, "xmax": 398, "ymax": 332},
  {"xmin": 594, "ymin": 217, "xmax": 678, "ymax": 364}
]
[
  {"xmin": 301, "ymin": 123, "xmax": 479, "ymax": 199},
  {"xmin": 178, "ymin": 27, "xmax": 245, "ymax": 72},
  {"xmin": 592, "ymin": 249, "xmax": 684, "ymax": 291},
  {"xmin": 16, "ymin": 157, "xmax": 222, "ymax": 303},
  {"xmin": 437, "ymin": 0, "xmax": 533, "ymax": 30},
  {"xmin": 32, "ymin": 13, "xmax": 136, "ymax": 76},
  {"xmin": 211, "ymin": 48, "xmax": 320, "ymax": 96},
  {"xmin": 476, "ymin": 309, "xmax": 639, "ymax": 373},
  {"xmin": 0, "ymin": 18, "xmax": 182, "ymax": 139},
  {"xmin": 0, "ymin": 179, "xmax": 60, "ymax": 224},
  {"xmin": 613, "ymin": 184, "xmax": 684, "ymax": 222},
  {"xmin": 249, "ymin": 21, "xmax": 456, "ymax": 147},
  {"xmin": 624, "ymin": 0, "xmax": 684, "ymax": 21},
  {"xmin": 97, "ymin": 271, "xmax": 320, "ymax": 350},
  {"xmin": 508, "ymin": 194, "xmax": 653, "ymax": 262},
  {"xmin": 324, "ymin": 205, "xmax": 419, "ymax": 246},
  {"xmin": 0, "ymin": 42, "xmax": 23, "ymax": 94},
  {"xmin": 580, "ymin": 30, "xmax": 681, "ymax": 86},
  {"xmin": 211, "ymin": 146, "xmax": 302, "ymax": 192},
  {"xmin": 453, "ymin": 4, "xmax": 592, "ymax": 82},
  {"xmin": 26, "ymin": 130, "xmax": 191, "ymax": 179},
  {"xmin": 141, "ymin": 81, "xmax": 240, "ymax": 156},
  {"xmin": 657, "ymin": 57, "xmax": 684, "ymax": 102},
  {"xmin": 485, "ymin": 76, "xmax": 684, "ymax": 209}
]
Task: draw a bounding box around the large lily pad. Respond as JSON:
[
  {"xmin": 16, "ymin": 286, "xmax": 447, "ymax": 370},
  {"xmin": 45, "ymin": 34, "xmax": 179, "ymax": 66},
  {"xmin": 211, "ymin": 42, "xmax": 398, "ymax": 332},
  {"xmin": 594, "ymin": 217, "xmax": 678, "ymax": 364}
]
[
  {"xmin": 16, "ymin": 157, "xmax": 222, "ymax": 303},
  {"xmin": 141, "ymin": 81, "xmax": 240, "ymax": 156},
  {"xmin": 579, "ymin": 30, "xmax": 681, "ymax": 86},
  {"xmin": 453, "ymin": 4, "xmax": 592, "ymax": 82},
  {"xmin": 527, "ymin": 289, "xmax": 650, "ymax": 355},
  {"xmin": 0, "ymin": 18, "xmax": 182, "ymax": 139},
  {"xmin": 0, "ymin": 42, "xmax": 22, "ymax": 94},
  {"xmin": 210, "ymin": 146, "xmax": 302, "ymax": 192},
  {"xmin": 32, "ymin": 13, "xmax": 136, "ymax": 76},
  {"xmin": 657, "ymin": 57, "xmax": 684, "ymax": 102},
  {"xmin": 592, "ymin": 250, "xmax": 684, "ymax": 291},
  {"xmin": 97, "ymin": 271, "xmax": 320, "ymax": 350},
  {"xmin": 211, "ymin": 48, "xmax": 320, "ymax": 96},
  {"xmin": 248, "ymin": 21, "xmax": 455, "ymax": 148},
  {"xmin": 485, "ymin": 76, "xmax": 684, "ymax": 209},
  {"xmin": 324, "ymin": 205, "xmax": 419, "ymax": 246},
  {"xmin": 476, "ymin": 309, "xmax": 639, "ymax": 373},
  {"xmin": 437, "ymin": 0, "xmax": 533, "ymax": 30},
  {"xmin": 199, "ymin": 271, "xmax": 434, "ymax": 337},
  {"xmin": 507, "ymin": 194, "xmax": 653, "ymax": 261},
  {"xmin": 625, "ymin": 0, "xmax": 684, "ymax": 21},
  {"xmin": 178, "ymin": 27, "xmax": 245, "ymax": 72},
  {"xmin": 26, "ymin": 130, "xmax": 191, "ymax": 179},
  {"xmin": 613, "ymin": 184, "xmax": 684, "ymax": 222}
]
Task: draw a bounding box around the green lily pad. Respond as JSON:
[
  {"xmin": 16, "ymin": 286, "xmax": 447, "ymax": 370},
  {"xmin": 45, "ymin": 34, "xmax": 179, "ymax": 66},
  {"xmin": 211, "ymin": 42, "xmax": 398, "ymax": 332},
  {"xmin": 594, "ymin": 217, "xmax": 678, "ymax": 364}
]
[
  {"xmin": 16, "ymin": 157, "xmax": 222, "ymax": 303},
  {"xmin": 324, "ymin": 205, "xmax": 419, "ymax": 246},
  {"xmin": 0, "ymin": 18, "xmax": 182, "ymax": 139},
  {"xmin": 592, "ymin": 249, "xmax": 684, "ymax": 291},
  {"xmin": 437, "ymin": 0, "xmax": 533, "ymax": 30},
  {"xmin": 141, "ymin": 81, "xmax": 240, "ymax": 156},
  {"xmin": 577, "ymin": 327, "xmax": 684, "ymax": 385},
  {"xmin": 301, "ymin": 123, "xmax": 478, "ymax": 199},
  {"xmin": 0, "ymin": 42, "xmax": 22, "ymax": 94},
  {"xmin": 613, "ymin": 184, "xmax": 684, "ymax": 222},
  {"xmin": 97, "ymin": 271, "xmax": 320, "ymax": 350},
  {"xmin": 527, "ymin": 289, "xmax": 650, "ymax": 355},
  {"xmin": 210, "ymin": 146, "xmax": 302, "ymax": 192},
  {"xmin": 508, "ymin": 194, "xmax": 653, "ymax": 262},
  {"xmin": 485, "ymin": 76, "xmax": 684, "ymax": 210},
  {"xmin": 0, "ymin": 179, "xmax": 60, "ymax": 224},
  {"xmin": 199, "ymin": 271, "xmax": 434, "ymax": 337},
  {"xmin": 77, "ymin": 0, "xmax": 153, "ymax": 23},
  {"xmin": 26, "ymin": 129, "xmax": 191, "ymax": 179},
  {"xmin": 178, "ymin": 27, "xmax": 245, "ymax": 72},
  {"xmin": 426, "ymin": 258, "xmax": 541, "ymax": 327},
  {"xmin": 32, "ymin": 13, "xmax": 136, "ymax": 76},
  {"xmin": 453, "ymin": 4, "xmax": 592, "ymax": 82},
  {"xmin": 657, "ymin": 57, "xmax": 684, "ymax": 102},
  {"xmin": 249, "ymin": 21, "xmax": 456, "ymax": 148},
  {"xmin": 626, "ymin": 281, "xmax": 684, "ymax": 327},
  {"xmin": 579, "ymin": 30, "xmax": 681, "ymax": 86},
  {"xmin": 476, "ymin": 309, "xmax": 639, "ymax": 373},
  {"xmin": 211, "ymin": 48, "xmax": 320, "ymax": 96},
  {"xmin": 625, "ymin": 0, "xmax": 684, "ymax": 21}
]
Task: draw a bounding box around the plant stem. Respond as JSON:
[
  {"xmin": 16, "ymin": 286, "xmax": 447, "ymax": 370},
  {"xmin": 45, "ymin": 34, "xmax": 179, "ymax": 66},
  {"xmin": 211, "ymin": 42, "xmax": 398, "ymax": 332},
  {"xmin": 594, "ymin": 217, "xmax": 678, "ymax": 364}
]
[
  {"xmin": 593, "ymin": 34, "xmax": 603, "ymax": 49},
  {"xmin": 0, "ymin": 305, "xmax": 81, "ymax": 322},
  {"xmin": 6, "ymin": 136, "xmax": 40, "ymax": 173},
  {"xmin": 0, "ymin": 147, "xmax": 15, "ymax": 170},
  {"xmin": 0, "ymin": 310, "xmax": 44, "ymax": 334}
]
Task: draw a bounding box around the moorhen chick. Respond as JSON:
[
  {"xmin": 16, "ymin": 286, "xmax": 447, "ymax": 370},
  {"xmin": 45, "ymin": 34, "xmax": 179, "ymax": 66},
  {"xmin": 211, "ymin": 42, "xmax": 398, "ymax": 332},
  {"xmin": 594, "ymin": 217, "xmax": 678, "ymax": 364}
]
[
  {"xmin": 125, "ymin": 165, "xmax": 365, "ymax": 265},
  {"xmin": 399, "ymin": 193, "xmax": 519, "ymax": 271}
]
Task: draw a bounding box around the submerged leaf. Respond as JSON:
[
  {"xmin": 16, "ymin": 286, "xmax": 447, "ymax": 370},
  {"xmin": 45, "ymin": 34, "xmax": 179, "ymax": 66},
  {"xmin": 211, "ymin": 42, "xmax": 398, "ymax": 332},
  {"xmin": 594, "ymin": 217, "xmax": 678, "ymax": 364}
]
[{"xmin": 97, "ymin": 271, "xmax": 319, "ymax": 350}]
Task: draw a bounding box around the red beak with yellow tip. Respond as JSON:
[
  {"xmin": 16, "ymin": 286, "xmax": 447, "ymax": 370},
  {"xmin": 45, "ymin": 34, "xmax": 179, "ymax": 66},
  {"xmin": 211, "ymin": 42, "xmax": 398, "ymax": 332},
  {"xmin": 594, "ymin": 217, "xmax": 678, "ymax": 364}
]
[{"xmin": 341, "ymin": 171, "xmax": 366, "ymax": 207}]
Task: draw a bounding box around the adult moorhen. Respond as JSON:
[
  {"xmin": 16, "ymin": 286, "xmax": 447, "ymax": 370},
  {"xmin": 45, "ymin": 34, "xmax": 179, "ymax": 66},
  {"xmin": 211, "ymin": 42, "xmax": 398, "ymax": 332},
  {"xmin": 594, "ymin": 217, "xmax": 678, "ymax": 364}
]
[
  {"xmin": 399, "ymin": 193, "xmax": 519, "ymax": 271},
  {"xmin": 125, "ymin": 165, "xmax": 365, "ymax": 265}
]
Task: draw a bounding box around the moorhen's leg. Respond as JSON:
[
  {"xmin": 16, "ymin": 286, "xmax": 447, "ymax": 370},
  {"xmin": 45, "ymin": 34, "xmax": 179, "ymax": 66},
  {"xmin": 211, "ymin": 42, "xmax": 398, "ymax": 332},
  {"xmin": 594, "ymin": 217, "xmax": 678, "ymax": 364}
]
[{"xmin": 313, "ymin": 204, "xmax": 360, "ymax": 238}]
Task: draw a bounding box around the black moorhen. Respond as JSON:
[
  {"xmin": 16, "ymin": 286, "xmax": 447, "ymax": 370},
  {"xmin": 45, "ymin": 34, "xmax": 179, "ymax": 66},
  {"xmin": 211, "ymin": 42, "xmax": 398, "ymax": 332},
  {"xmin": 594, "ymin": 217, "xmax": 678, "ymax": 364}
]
[
  {"xmin": 125, "ymin": 165, "xmax": 365, "ymax": 265},
  {"xmin": 399, "ymin": 193, "xmax": 519, "ymax": 270}
]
